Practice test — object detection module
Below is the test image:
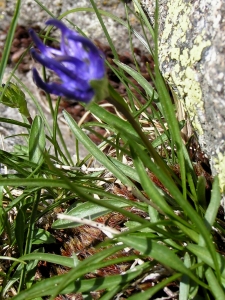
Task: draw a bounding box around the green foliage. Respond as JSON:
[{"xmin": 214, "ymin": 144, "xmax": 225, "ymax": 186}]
[
  {"xmin": 90, "ymin": 76, "xmax": 109, "ymax": 103},
  {"xmin": 0, "ymin": 0, "xmax": 224, "ymax": 299},
  {"xmin": 0, "ymin": 0, "xmax": 21, "ymax": 85},
  {"xmin": 0, "ymin": 83, "xmax": 30, "ymax": 117}
]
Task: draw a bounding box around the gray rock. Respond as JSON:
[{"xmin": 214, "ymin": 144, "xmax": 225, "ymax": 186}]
[
  {"xmin": 141, "ymin": 0, "xmax": 225, "ymax": 192},
  {"xmin": 1, "ymin": 0, "xmax": 143, "ymax": 51}
]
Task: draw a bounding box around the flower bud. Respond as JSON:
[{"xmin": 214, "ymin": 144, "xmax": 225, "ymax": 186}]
[{"xmin": 30, "ymin": 19, "xmax": 108, "ymax": 103}]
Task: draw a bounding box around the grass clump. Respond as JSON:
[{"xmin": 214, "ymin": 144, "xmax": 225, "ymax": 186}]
[{"xmin": 0, "ymin": 0, "xmax": 224, "ymax": 299}]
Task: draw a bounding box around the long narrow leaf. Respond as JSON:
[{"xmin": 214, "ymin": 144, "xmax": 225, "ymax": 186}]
[
  {"xmin": 205, "ymin": 267, "xmax": 225, "ymax": 300},
  {"xmin": 63, "ymin": 110, "xmax": 133, "ymax": 187},
  {"xmin": 204, "ymin": 176, "xmax": 221, "ymax": 229},
  {"xmin": 113, "ymin": 59, "xmax": 158, "ymax": 101},
  {"xmin": 29, "ymin": 116, "xmax": 46, "ymax": 165},
  {"xmin": 128, "ymin": 273, "xmax": 182, "ymax": 300},
  {"xmin": 0, "ymin": 0, "xmax": 21, "ymax": 85},
  {"xmin": 186, "ymin": 244, "xmax": 225, "ymax": 278},
  {"xmin": 12, "ymin": 261, "xmax": 150, "ymax": 300},
  {"xmin": 119, "ymin": 234, "xmax": 208, "ymax": 288}
]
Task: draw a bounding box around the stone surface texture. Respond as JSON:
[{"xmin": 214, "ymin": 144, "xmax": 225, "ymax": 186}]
[
  {"xmin": 1, "ymin": 0, "xmax": 142, "ymax": 51},
  {"xmin": 141, "ymin": 0, "xmax": 225, "ymax": 192}
]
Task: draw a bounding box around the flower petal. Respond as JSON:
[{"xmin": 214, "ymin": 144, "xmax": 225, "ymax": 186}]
[
  {"xmin": 32, "ymin": 68, "xmax": 94, "ymax": 101},
  {"xmin": 67, "ymin": 34, "xmax": 105, "ymax": 79},
  {"xmin": 30, "ymin": 19, "xmax": 106, "ymax": 103},
  {"xmin": 29, "ymin": 29, "xmax": 63, "ymax": 57},
  {"xmin": 31, "ymin": 50, "xmax": 92, "ymax": 92},
  {"xmin": 29, "ymin": 29, "xmax": 48, "ymax": 54},
  {"xmin": 31, "ymin": 49, "xmax": 78, "ymax": 79},
  {"xmin": 45, "ymin": 19, "xmax": 76, "ymax": 36},
  {"xmin": 45, "ymin": 19, "xmax": 78, "ymax": 55}
]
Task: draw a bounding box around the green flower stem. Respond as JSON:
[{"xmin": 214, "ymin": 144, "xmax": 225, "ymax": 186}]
[
  {"xmin": 0, "ymin": 0, "xmax": 21, "ymax": 86},
  {"xmin": 107, "ymin": 85, "xmax": 172, "ymax": 179}
]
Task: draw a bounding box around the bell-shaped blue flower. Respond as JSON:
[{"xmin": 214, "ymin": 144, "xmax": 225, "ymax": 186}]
[{"xmin": 29, "ymin": 19, "xmax": 108, "ymax": 103}]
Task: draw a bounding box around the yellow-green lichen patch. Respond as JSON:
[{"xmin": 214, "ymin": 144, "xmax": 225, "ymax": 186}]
[
  {"xmin": 159, "ymin": 0, "xmax": 211, "ymax": 136},
  {"xmin": 189, "ymin": 38, "xmax": 211, "ymax": 64},
  {"xmin": 180, "ymin": 49, "xmax": 190, "ymax": 67},
  {"xmin": 213, "ymin": 152, "xmax": 225, "ymax": 193},
  {"xmin": 171, "ymin": 48, "xmax": 180, "ymax": 60},
  {"xmin": 160, "ymin": 0, "xmax": 191, "ymax": 44}
]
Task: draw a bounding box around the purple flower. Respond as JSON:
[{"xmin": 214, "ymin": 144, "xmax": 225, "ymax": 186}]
[{"xmin": 29, "ymin": 19, "xmax": 107, "ymax": 103}]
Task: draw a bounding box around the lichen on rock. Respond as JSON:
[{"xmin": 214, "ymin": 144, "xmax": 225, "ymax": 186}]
[
  {"xmin": 158, "ymin": 0, "xmax": 211, "ymax": 137},
  {"xmin": 214, "ymin": 152, "xmax": 225, "ymax": 193},
  {"xmin": 141, "ymin": 0, "xmax": 225, "ymax": 192}
]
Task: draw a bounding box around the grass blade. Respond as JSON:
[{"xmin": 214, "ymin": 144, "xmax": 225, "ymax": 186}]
[{"xmin": 0, "ymin": 0, "xmax": 21, "ymax": 85}]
